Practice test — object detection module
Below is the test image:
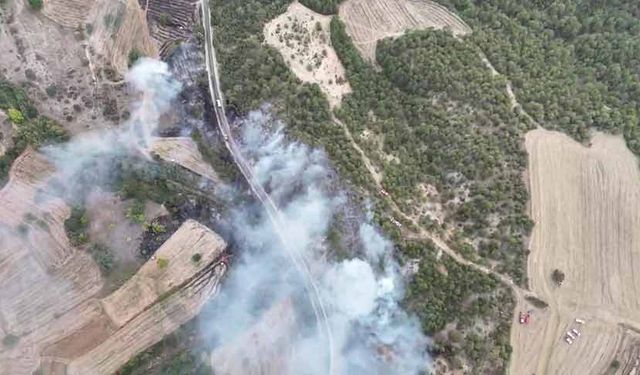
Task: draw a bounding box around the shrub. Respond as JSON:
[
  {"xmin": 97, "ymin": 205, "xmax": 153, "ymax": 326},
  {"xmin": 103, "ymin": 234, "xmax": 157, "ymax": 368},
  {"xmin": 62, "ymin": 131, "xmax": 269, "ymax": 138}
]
[
  {"xmin": 45, "ymin": 84, "xmax": 58, "ymax": 98},
  {"xmin": 525, "ymin": 295, "xmax": 549, "ymax": 309},
  {"xmin": 126, "ymin": 201, "xmax": 146, "ymax": 224},
  {"xmin": 191, "ymin": 253, "xmax": 202, "ymax": 263},
  {"xmin": 552, "ymin": 269, "xmax": 565, "ymax": 286},
  {"xmin": 89, "ymin": 243, "xmax": 115, "ymax": 275},
  {"xmin": 159, "ymin": 13, "xmax": 172, "ymax": 27},
  {"xmin": 149, "ymin": 221, "xmax": 166, "ymax": 234},
  {"xmin": 128, "ymin": 49, "xmax": 142, "ymax": 67},
  {"xmin": 157, "ymin": 257, "xmax": 169, "ymax": 269},
  {"xmin": 2, "ymin": 334, "xmax": 19, "ymax": 348},
  {"xmin": 65, "ymin": 205, "xmax": 89, "ymax": 246},
  {"xmin": 7, "ymin": 108, "xmax": 24, "ymax": 124},
  {"xmin": 27, "ymin": 0, "xmax": 42, "ymax": 10}
]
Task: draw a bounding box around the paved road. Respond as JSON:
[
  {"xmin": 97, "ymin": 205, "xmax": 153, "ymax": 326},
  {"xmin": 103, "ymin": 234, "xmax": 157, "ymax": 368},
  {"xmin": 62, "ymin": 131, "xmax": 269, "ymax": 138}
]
[{"xmin": 199, "ymin": 1, "xmax": 336, "ymax": 373}]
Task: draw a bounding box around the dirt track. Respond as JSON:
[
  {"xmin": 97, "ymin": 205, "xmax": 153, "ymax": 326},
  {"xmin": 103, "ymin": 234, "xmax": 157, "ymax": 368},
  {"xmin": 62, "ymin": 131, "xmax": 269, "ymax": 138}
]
[
  {"xmin": 510, "ymin": 129, "xmax": 640, "ymax": 374},
  {"xmin": 338, "ymin": 0, "xmax": 471, "ymax": 62}
]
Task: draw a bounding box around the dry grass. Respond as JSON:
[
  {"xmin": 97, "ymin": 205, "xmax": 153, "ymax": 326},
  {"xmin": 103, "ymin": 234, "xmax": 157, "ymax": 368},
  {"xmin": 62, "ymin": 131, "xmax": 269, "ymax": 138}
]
[
  {"xmin": 264, "ymin": 2, "xmax": 352, "ymax": 107},
  {"xmin": 510, "ymin": 129, "xmax": 640, "ymax": 374},
  {"xmin": 86, "ymin": 0, "xmax": 159, "ymax": 74},
  {"xmin": 338, "ymin": 0, "xmax": 471, "ymax": 62},
  {"xmin": 150, "ymin": 136, "xmax": 220, "ymax": 182}
]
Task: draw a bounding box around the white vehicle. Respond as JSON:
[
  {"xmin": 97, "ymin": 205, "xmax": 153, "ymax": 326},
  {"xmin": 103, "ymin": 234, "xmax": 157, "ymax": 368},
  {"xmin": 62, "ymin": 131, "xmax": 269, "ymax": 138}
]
[
  {"xmin": 575, "ymin": 318, "xmax": 585, "ymax": 324},
  {"xmin": 216, "ymin": 99, "xmax": 222, "ymax": 108},
  {"xmin": 565, "ymin": 337, "xmax": 574, "ymax": 345},
  {"xmin": 571, "ymin": 328, "xmax": 581, "ymax": 337},
  {"xmin": 223, "ymin": 134, "xmax": 228, "ymax": 141},
  {"xmin": 566, "ymin": 331, "xmax": 576, "ymax": 340}
]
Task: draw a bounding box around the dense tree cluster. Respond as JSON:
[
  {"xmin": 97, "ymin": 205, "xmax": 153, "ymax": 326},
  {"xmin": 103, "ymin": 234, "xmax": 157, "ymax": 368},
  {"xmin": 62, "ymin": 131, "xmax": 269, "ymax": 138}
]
[
  {"xmin": 210, "ymin": 0, "xmax": 373, "ymax": 188},
  {"xmin": 403, "ymin": 241, "xmax": 514, "ymax": 372},
  {"xmin": 299, "ymin": 0, "xmax": 341, "ymax": 15},
  {"xmin": 438, "ymin": 0, "xmax": 640, "ymax": 152}
]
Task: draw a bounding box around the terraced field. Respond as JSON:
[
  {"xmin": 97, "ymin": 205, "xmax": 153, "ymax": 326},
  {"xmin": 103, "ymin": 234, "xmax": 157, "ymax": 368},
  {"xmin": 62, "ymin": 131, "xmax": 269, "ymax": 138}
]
[{"xmin": 338, "ymin": 0, "xmax": 471, "ymax": 62}]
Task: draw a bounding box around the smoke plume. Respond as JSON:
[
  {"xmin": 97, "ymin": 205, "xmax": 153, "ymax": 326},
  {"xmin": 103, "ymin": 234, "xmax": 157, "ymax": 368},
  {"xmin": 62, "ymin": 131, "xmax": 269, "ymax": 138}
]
[
  {"xmin": 202, "ymin": 111, "xmax": 429, "ymax": 374},
  {"xmin": 43, "ymin": 57, "xmax": 181, "ymax": 196}
]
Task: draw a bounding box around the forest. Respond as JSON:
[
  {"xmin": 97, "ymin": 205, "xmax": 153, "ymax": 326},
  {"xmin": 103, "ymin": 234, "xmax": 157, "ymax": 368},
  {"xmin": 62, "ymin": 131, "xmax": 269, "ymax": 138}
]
[
  {"xmin": 402, "ymin": 240, "xmax": 514, "ymax": 373},
  {"xmin": 436, "ymin": 0, "xmax": 640, "ymax": 153},
  {"xmin": 209, "ymin": 0, "xmax": 374, "ymax": 190},
  {"xmin": 332, "ymin": 19, "xmax": 532, "ymax": 285}
]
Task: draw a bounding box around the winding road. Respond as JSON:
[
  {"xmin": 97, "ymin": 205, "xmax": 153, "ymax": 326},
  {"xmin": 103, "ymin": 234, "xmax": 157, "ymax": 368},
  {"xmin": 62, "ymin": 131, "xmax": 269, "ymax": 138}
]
[{"xmin": 199, "ymin": 1, "xmax": 336, "ymax": 374}]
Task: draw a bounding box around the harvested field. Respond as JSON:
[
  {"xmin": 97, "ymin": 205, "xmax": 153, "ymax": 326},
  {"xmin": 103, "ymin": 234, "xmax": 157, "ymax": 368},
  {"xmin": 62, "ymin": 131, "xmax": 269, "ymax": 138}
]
[
  {"xmin": 150, "ymin": 136, "xmax": 220, "ymax": 182},
  {"xmin": 264, "ymin": 2, "xmax": 351, "ymax": 107},
  {"xmin": 101, "ymin": 219, "xmax": 226, "ymax": 327},
  {"xmin": 138, "ymin": 0, "xmax": 198, "ymax": 57},
  {"xmin": 86, "ymin": 0, "xmax": 158, "ymax": 74},
  {"xmin": 338, "ymin": 0, "xmax": 471, "ymax": 62},
  {"xmin": 510, "ymin": 129, "xmax": 640, "ymax": 374},
  {"xmin": 0, "ymin": 150, "xmax": 103, "ymax": 375},
  {"xmin": 0, "ymin": 149, "xmax": 228, "ymax": 375},
  {"xmin": 43, "ymin": 0, "xmax": 96, "ymax": 28},
  {"xmin": 62, "ymin": 220, "xmax": 227, "ymax": 375}
]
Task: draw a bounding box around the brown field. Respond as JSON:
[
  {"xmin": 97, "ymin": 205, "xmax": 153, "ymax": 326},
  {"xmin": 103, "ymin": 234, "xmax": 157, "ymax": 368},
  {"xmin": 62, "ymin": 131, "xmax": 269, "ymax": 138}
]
[
  {"xmin": 264, "ymin": 2, "xmax": 352, "ymax": 107},
  {"xmin": 43, "ymin": 0, "xmax": 96, "ymax": 28},
  {"xmin": 510, "ymin": 129, "xmax": 640, "ymax": 374},
  {"xmin": 85, "ymin": 0, "xmax": 158, "ymax": 74},
  {"xmin": 0, "ymin": 149, "xmax": 228, "ymax": 375},
  {"xmin": 150, "ymin": 136, "xmax": 220, "ymax": 182},
  {"xmin": 338, "ymin": 0, "xmax": 471, "ymax": 62}
]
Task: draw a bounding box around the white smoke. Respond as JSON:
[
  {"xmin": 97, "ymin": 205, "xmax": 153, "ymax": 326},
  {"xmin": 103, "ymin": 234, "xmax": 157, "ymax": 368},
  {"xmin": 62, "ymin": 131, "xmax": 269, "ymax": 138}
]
[
  {"xmin": 202, "ymin": 110, "xmax": 429, "ymax": 375},
  {"xmin": 44, "ymin": 58, "xmax": 181, "ymax": 184},
  {"xmin": 5, "ymin": 55, "xmax": 429, "ymax": 373}
]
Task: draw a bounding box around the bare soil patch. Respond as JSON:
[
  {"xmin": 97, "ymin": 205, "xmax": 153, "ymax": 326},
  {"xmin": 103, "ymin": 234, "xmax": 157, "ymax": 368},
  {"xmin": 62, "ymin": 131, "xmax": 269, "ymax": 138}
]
[
  {"xmin": 0, "ymin": 0, "xmax": 132, "ymax": 134},
  {"xmin": 264, "ymin": 1, "xmax": 351, "ymax": 107},
  {"xmin": 338, "ymin": 0, "xmax": 471, "ymax": 62},
  {"xmin": 511, "ymin": 129, "xmax": 640, "ymax": 374}
]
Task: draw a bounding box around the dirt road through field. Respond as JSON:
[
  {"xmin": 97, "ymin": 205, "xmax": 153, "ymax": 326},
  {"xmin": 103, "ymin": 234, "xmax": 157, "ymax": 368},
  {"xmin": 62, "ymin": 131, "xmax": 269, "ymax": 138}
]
[{"xmin": 510, "ymin": 129, "xmax": 640, "ymax": 374}]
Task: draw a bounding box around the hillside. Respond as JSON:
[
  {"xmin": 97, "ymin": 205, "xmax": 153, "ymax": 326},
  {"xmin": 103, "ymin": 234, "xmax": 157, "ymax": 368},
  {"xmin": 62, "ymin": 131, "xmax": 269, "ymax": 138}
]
[{"xmin": 1, "ymin": 0, "xmax": 640, "ymax": 374}]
